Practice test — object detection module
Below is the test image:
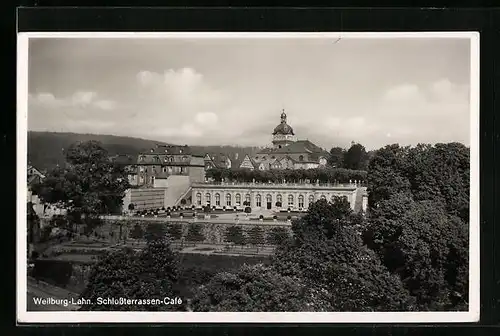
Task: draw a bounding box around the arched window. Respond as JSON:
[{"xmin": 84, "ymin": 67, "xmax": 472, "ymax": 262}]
[
  {"xmin": 226, "ymin": 193, "xmax": 232, "ymax": 206},
  {"xmin": 215, "ymin": 193, "xmax": 221, "ymax": 206},
  {"xmin": 235, "ymin": 193, "xmax": 241, "ymax": 205},
  {"xmin": 245, "ymin": 194, "xmax": 251, "ymax": 206},
  {"xmin": 196, "ymin": 193, "xmax": 202, "ymax": 206},
  {"xmin": 205, "ymin": 193, "xmax": 211, "ymax": 205},
  {"xmin": 153, "ymin": 156, "xmax": 160, "ymax": 162},
  {"xmin": 277, "ymin": 194, "xmax": 282, "ymax": 203},
  {"xmin": 298, "ymin": 195, "xmax": 304, "ymax": 208},
  {"xmin": 308, "ymin": 194, "xmax": 315, "ymax": 205},
  {"xmin": 288, "ymin": 194, "xmax": 294, "ymax": 207},
  {"xmin": 266, "ymin": 194, "xmax": 272, "ymax": 203},
  {"xmin": 139, "ymin": 156, "xmax": 146, "ymax": 162},
  {"xmin": 256, "ymin": 194, "xmax": 262, "ymax": 207},
  {"xmin": 299, "ymin": 155, "xmax": 304, "ymax": 161}
]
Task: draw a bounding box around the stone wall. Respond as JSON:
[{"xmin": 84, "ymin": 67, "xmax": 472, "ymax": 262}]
[{"xmin": 95, "ymin": 218, "xmax": 292, "ymax": 246}]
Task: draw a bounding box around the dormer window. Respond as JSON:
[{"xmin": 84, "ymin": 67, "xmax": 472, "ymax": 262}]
[
  {"xmin": 179, "ymin": 149, "xmax": 183, "ymax": 154},
  {"xmin": 165, "ymin": 149, "xmax": 168, "ymax": 153}
]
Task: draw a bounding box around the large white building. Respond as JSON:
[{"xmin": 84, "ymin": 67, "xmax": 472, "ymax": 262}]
[{"xmin": 191, "ymin": 181, "xmax": 367, "ymax": 213}]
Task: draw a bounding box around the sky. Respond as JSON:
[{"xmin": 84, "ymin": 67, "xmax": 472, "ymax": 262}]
[{"xmin": 26, "ymin": 36, "xmax": 472, "ymax": 150}]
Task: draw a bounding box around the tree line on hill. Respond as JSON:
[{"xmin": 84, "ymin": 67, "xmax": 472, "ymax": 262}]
[
  {"xmin": 28, "ymin": 131, "xmax": 260, "ymax": 172},
  {"xmin": 29, "ymin": 140, "xmax": 470, "ymax": 312}
]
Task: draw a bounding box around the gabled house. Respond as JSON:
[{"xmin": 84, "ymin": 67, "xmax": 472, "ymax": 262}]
[
  {"xmin": 27, "ymin": 165, "xmax": 45, "ymax": 189},
  {"xmin": 239, "ymin": 154, "xmax": 259, "ymax": 170},
  {"xmin": 204, "ymin": 153, "xmax": 232, "ymax": 170}
]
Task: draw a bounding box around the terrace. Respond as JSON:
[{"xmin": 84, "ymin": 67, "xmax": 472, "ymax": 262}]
[{"xmin": 192, "ymin": 180, "xmax": 363, "ymax": 190}]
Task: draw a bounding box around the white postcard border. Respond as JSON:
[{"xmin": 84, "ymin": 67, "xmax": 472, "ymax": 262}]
[{"xmin": 17, "ymin": 31, "xmax": 480, "ymax": 324}]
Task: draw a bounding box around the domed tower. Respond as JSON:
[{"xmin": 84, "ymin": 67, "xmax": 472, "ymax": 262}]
[{"xmin": 272, "ymin": 109, "xmax": 296, "ymax": 148}]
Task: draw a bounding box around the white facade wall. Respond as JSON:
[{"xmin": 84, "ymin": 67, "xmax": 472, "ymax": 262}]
[{"xmin": 191, "ymin": 184, "xmax": 359, "ymax": 211}]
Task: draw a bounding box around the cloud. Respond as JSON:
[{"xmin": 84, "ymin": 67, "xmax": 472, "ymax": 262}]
[
  {"xmin": 29, "ymin": 91, "xmax": 117, "ymax": 111},
  {"xmin": 194, "ymin": 112, "xmax": 219, "ymax": 128},
  {"xmin": 369, "ymin": 79, "xmax": 470, "ymax": 148},
  {"xmin": 383, "ymin": 83, "xmax": 422, "ymax": 102}
]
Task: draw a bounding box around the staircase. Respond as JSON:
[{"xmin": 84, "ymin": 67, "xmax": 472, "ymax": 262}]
[{"xmin": 174, "ymin": 186, "xmax": 193, "ymax": 207}]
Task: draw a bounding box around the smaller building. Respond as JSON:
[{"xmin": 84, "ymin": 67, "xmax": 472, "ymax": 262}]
[{"xmin": 27, "ymin": 165, "xmax": 45, "ymax": 189}]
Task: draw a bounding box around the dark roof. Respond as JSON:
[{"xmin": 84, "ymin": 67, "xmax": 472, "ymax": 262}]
[
  {"xmin": 258, "ymin": 140, "xmax": 328, "ymax": 155},
  {"xmin": 142, "ymin": 144, "xmax": 192, "ymax": 155},
  {"xmin": 205, "ymin": 153, "xmax": 230, "ymax": 168},
  {"xmin": 110, "ymin": 154, "xmax": 136, "ymax": 165},
  {"xmin": 273, "ymin": 122, "xmax": 295, "ymax": 135}
]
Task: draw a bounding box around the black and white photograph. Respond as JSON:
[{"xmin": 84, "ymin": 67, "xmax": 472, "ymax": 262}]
[{"xmin": 17, "ymin": 32, "xmax": 479, "ymax": 323}]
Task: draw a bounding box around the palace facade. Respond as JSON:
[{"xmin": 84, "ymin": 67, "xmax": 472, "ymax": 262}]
[
  {"xmin": 236, "ymin": 110, "xmax": 329, "ymax": 171},
  {"xmin": 190, "ymin": 181, "xmax": 368, "ymax": 213}
]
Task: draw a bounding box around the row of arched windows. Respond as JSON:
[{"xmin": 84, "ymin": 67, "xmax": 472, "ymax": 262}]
[{"xmin": 195, "ymin": 192, "xmax": 348, "ymax": 207}]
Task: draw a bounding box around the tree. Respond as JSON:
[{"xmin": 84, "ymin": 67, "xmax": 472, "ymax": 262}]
[
  {"xmin": 328, "ymin": 146, "xmax": 345, "ymax": 167},
  {"xmin": 80, "ymin": 239, "xmax": 181, "ymax": 311},
  {"xmin": 27, "ymin": 202, "xmax": 41, "ymax": 256},
  {"xmin": 145, "ymin": 223, "xmax": 166, "ymax": 242},
  {"xmin": 191, "ymin": 264, "xmax": 324, "ymax": 312},
  {"xmin": 363, "ymin": 194, "xmax": 468, "ymax": 310},
  {"xmin": 343, "ymin": 142, "xmax": 368, "ymax": 170},
  {"xmin": 224, "ymin": 226, "xmax": 246, "ymax": 246},
  {"xmin": 185, "ymin": 223, "xmax": 205, "ymax": 243},
  {"xmin": 246, "ymin": 227, "xmax": 265, "ymax": 247},
  {"xmin": 166, "ymin": 223, "xmax": 184, "ymax": 240},
  {"xmin": 266, "ymin": 227, "xmax": 291, "ymax": 245},
  {"xmin": 33, "ymin": 141, "xmax": 130, "ymax": 231},
  {"xmin": 271, "ymin": 197, "xmax": 415, "ymax": 312},
  {"xmin": 129, "ymin": 223, "xmax": 144, "ymax": 240},
  {"xmin": 292, "ymin": 198, "xmax": 352, "ymax": 240},
  {"xmin": 367, "ymin": 144, "xmax": 412, "ymax": 208}
]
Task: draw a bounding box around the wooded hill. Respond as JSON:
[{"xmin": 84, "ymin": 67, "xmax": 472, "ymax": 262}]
[{"xmin": 28, "ymin": 131, "xmax": 261, "ymax": 172}]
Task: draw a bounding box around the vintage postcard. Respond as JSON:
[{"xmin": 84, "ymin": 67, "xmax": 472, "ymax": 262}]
[{"xmin": 17, "ymin": 32, "xmax": 479, "ymax": 323}]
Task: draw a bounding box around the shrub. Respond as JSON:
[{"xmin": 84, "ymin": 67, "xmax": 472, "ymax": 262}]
[
  {"xmin": 246, "ymin": 226, "xmax": 265, "ymax": 246},
  {"xmin": 186, "ymin": 223, "xmax": 205, "ymax": 243},
  {"xmin": 181, "ymin": 199, "xmax": 187, "ymax": 205},
  {"xmin": 179, "ymin": 213, "xmax": 184, "ymax": 218},
  {"xmin": 287, "ymin": 215, "xmax": 292, "ymax": 220},
  {"xmin": 130, "ymin": 223, "xmax": 144, "ymax": 239},
  {"xmin": 275, "ymin": 201, "xmax": 282, "ymax": 207},
  {"xmin": 266, "ymin": 227, "xmax": 290, "ymax": 245},
  {"xmin": 259, "ymin": 215, "xmax": 264, "ymax": 220},
  {"xmin": 244, "ymin": 207, "xmax": 251, "ymax": 214},
  {"xmin": 32, "ymin": 260, "xmax": 73, "ymax": 287},
  {"xmin": 128, "ymin": 203, "xmax": 135, "ymax": 211},
  {"xmin": 273, "ymin": 215, "xmax": 278, "ymax": 220},
  {"xmin": 224, "ymin": 226, "xmax": 246, "ymax": 246},
  {"xmin": 167, "ymin": 224, "xmax": 183, "ymax": 240}
]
